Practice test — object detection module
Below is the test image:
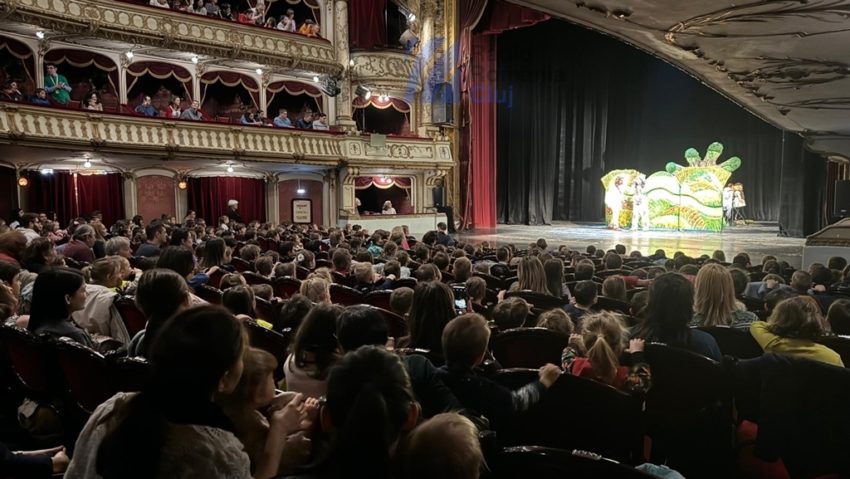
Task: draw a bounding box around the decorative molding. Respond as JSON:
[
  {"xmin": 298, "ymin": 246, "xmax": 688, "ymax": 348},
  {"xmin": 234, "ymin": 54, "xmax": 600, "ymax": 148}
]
[
  {"xmin": 424, "ymin": 168, "xmax": 449, "ymax": 186},
  {"xmin": 350, "ymin": 51, "xmax": 419, "ymax": 92},
  {"xmin": 6, "ymin": 0, "xmax": 343, "ymax": 76},
  {"xmin": 0, "ymin": 103, "xmax": 454, "ymax": 167}
]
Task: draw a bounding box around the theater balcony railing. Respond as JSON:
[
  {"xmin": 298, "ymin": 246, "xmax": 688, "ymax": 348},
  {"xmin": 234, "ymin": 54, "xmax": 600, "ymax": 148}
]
[
  {"xmin": 350, "ymin": 50, "xmax": 419, "ymax": 93},
  {"xmin": 2, "ymin": 0, "xmax": 343, "ymax": 76},
  {"xmin": 0, "ymin": 103, "xmax": 453, "ymax": 168}
]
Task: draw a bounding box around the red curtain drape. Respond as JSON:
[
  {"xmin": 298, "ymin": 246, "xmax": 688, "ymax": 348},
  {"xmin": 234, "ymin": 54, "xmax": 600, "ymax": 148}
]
[
  {"xmin": 126, "ymin": 61, "xmax": 193, "ymax": 100},
  {"xmin": 349, "ymin": 0, "xmax": 387, "ymax": 49},
  {"xmin": 460, "ymin": 0, "xmax": 548, "ymax": 229},
  {"xmin": 25, "ymin": 171, "xmax": 76, "ymax": 227},
  {"xmin": 76, "ymin": 173, "xmax": 125, "ymax": 226},
  {"xmin": 352, "ymin": 96, "xmax": 411, "ymax": 113},
  {"xmin": 200, "ymin": 71, "xmax": 260, "ymax": 107},
  {"xmin": 187, "ymin": 177, "xmax": 267, "ymax": 224},
  {"xmin": 354, "ymin": 176, "xmax": 412, "ymax": 189}
]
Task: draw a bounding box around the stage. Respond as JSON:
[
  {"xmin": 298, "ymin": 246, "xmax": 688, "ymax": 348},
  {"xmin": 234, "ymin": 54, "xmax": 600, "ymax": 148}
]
[{"xmin": 459, "ymin": 221, "xmax": 806, "ymax": 268}]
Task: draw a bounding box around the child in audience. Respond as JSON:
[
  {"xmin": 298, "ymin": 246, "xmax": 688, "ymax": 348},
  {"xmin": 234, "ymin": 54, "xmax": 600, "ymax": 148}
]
[
  {"xmin": 764, "ymin": 287, "xmax": 795, "ymax": 317},
  {"xmin": 274, "ymin": 261, "xmax": 297, "ymax": 278},
  {"xmin": 536, "ymin": 308, "xmax": 574, "ymax": 336},
  {"xmin": 750, "ymin": 295, "xmax": 842, "ymax": 366},
  {"xmin": 562, "ymin": 312, "xmax": 651, "ymax": 394},
  {"xmin": 437, "ymin": 313, "xmax": 560, "ymax": 427},
  {"xmin": 274, "ymin": 293, "xmax": 312, "ymax": 332},
  {"xmin": 282, "ymin": 303, "xmax": 341, "ymax": 397},
  {"xmin": 398, "ymin": 413, "xmax": 485, "ymax": 479},
  {"xmin": 255, "ymin": 256, "xmax": 274, "ymax": 278},
  {"xmin": 827, "ymin": 298, "xmax": 850, "ymax": 335},
  {"xmin": 389, "ymin": 286, "xmax": 414, "ymax": 317},
  {"xmin": 564, "ymin": 280, "xmax": 597, "ymax": 329},
  {"xmin": 128, "ymin": 268, "xmax": 191, "ymax": 357},
  {"xmin": 251, "ymin": 283, "xmax": 274, "ymax": 302},
  {"xmin": 298, "ymin": 276, "xmax": 330, "ymax": 304},
  {"xmin": 491, "ymin": 296, "xmax": 528, "ymax": 330},
  {"xmin": 222, "ymin": 284, "xmax": 259, "ymax": 319},
  {"xmin": 220, "ymin": 272, "xmax": 246, "ymax": 289},
  {"xmin": 74, "ymin": 257, "xmax": 128, "ymax": 343},
  {"xmin": 401, "ymin": 281, "xmax": 457, "ymax": 364},
  {"xmin": 601, "ymin": 275, "xmax": 628, "ymax": 302}
]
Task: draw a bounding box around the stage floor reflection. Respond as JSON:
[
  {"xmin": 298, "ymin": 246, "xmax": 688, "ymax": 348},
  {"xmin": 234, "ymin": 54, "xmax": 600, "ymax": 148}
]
[{"xmin": 459, "ymin": 221, "xmax": 806, "ymax": 268}]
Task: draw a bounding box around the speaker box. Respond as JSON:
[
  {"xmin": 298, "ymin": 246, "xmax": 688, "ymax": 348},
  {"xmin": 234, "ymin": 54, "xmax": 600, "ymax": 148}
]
[
  {"xmin": 431, "ymin": 82, "xmax": 454, "ymax": 125},
  {"xmin": 432, "ymin": 185, "xmax": 445, "ymax": 207},
  {"xmin": 835, "ymin": 180, "xmax": 850, "ymax": 217}
]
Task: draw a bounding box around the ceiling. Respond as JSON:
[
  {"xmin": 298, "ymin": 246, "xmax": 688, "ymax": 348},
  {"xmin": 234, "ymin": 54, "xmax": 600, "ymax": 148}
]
[{"xmin": 510, "ymin": 0, "xmax": 850, "ymax": 160}]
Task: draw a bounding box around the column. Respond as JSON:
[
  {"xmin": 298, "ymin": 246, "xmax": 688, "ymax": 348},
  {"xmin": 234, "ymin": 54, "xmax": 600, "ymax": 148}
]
[
  {"xmin": 122, "ymin": 172, "xmax": 137, "ymax": 219},
  {"xmin": 334, "ymin": 0, "xmax": 356, "ymax": 130},
  {"xmin": 416, "ymin": 0, "xmax": 437, "ymax": 137},
  {"xmin": 118, "ymin": 55, "xmax": 130, "ymax": 105},
  {"xmin": 267, "ymin": 173, "xmax": 279, "ymax": 223}
]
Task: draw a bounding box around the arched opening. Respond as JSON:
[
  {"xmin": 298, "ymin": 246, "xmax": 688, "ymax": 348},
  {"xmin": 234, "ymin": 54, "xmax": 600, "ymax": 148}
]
[
  {"xmin": 266, "ymin": 80, "xmax": 322, "ymax": 124},
  {"xmin": 355, "ymin": 176, "xmax": 412, "ymax": 214},
  {"xmin": 0, "ymin": 36, "xmax": 35, "ymax": 97},
  {"xmin": 200, "ymin": 71, "xmax": 260, "ymax": 121},
  {"xmin": 353, "ymin": 96, "xmax": 411, "ymax": 135},
  {"xmin": 43, "ymin": 49, "xmax": 119, "ymax": 108},
  {"xmin": 265, "ymin": 0, "xmax": 320, "ymax": 29},
  {"xmin": 126, "ymin": 61, "xmax": 193, "ymax": 112}
]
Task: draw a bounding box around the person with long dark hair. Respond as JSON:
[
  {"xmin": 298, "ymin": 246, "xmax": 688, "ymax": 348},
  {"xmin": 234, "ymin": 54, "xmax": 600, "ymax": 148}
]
[
  {"xmin": 27, "ymin": 267, "xmax": 95, "ymax": 349},
  {"xmin": 283, "ymin": 303, "xmax": 342, "ymax": 398},
  {"xmin": 127, "ymin": 268, "xmax": 191, "ymax": 358},
  {"xmin": 632, "ymin": 272, "xmax": 721, "ymax": 360},
  {"xmin": 401, "ymin": 281, "xmax": 456, "ymax": 365}
]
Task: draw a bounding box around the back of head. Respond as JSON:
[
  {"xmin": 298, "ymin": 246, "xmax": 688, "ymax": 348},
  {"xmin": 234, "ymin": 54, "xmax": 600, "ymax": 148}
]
[
  {"xmin": 399, "ymin": 413, "xmax": 484, "ymax": 479},
  {"xmin": 638, "ymin": 272, "xmax": 693, "ymax": 346},
  {"xmin": 764, "ymin": 287, "xmax": 795, "ymax": 314},
  {"xmin": 712, "ymin": 250, "xmax": 726, "ymax": 262},
  {"xmin": 827, "ymin": 298, "xmax": 850, "ymax": 335},
  {"xmin": 299, "ymin": 276, "xmax": 330, "ymax": 303},
  {"xmin": 96, "ymin": 305, "xmax": 244, "ymax": 479},
  {"xmin": 291, "ymin": 302, "xmax": 341, "ymax": 379},
  {"xmin": 255, "ymin": 256, "xmax": 274, "ymax": 276},
  {"xmin": 416, "ymin": 263, "xmax": 441, "ymax": 282},
  {"xmin": 390, "ymin": 287, "xmax": 414, "ymax": 315},
  {"xmin": 575, "ymin": 261, "xmax": 595, "ymax": 281},
  {"xmin": 828, "ymin": 256, "xmax": 848, "ymax": 272},
  {"xmin": 693, "ymin": 264, "xmax": 737, "ymax": 326},
  {"xmin": 465, "ymin": 276, "xmax": 486, "ymax": 303},
  {"xmin": 452, "ymin": 257, "xmax": 472, "ymax": 282},
  {"xmin": 517, "ymin": 256, "xmax": 548, "ymax": 294},
  {"xmin": 573, "ymin": 280, "xmax": 598, "ymax": 307},
  {"xmin": 433, "ymin": 252, "xmax": 450, "ymax": 271},
  {"xmin": 29, "ymin": 267, "xmax": 85, "ymax": 330},
  {"xmin": 442, "ymin": 313, "xmax": 490, "ymax": 369},
  {"xmin": 580, "ymin": 312, "xmax": 626, "ymax": 383},
  {"xmin": 768, "ymin": 295, "xmax": 826, "ymax": 340},
  {"xmin": 384, "ymin": 260, "xmax": 401, "ymax": 278},
  {"xmin": 601, "ymin": 275, "xmax": 627, "ymax": 302},
  {"xmin": 811, "ymin": 264, "xmax": 833, "ymax": 287},
  {"xmin": 491, "ymin": 297, "xmax": 528, "ymax": 330},
  {"xmin": 728, "ymin": 268, "xmax": 749, "ymax": 296},
  {"xmin": 275, "ymin": 293, "xmax": 313, "ymax": 331},
  {"xmin": 543, "ymin": 258, "xmax": 564, "ymax": 299},
  {"xmin": 222, "ymin": 285, "xmax": 256, "ymax": 317},
  {"xmin": 325, "ymin": 345, "xmax": 414, "ymax": 477},
  {"xmin": 409, "ymin": 281, "xmax": 455, "ymax": 352},
  {"xmin": 630, "ymin": 290, "xmax": 649, "ymax": 318},
  {"xmin": 536, "ymin": 308, "xmax": 574, "ymax": 336},
  {"xmin": 0, "ymin": 231, "xmax": 27, "ymax": 258},
  {"xmin": 134, "ymin": 268, "xmax": 190, "ymax": 355},
  {"xmin": 604, "ymin": 253, "xmax": 623, "ymax": 270},
  {"xmin": 791, "ymin": 270, "xmax": 812, "ymax": 293},
  {"xmin": 83, "ymin": 257, "xmax": 122, "ymax": 286},
  {"xmin": 337, "ymin": 305, "xmax": 388, "ymax": 352},
  {"xmin": 156, "ymin": 246, "xmax": 195, "ymax": 278},
  {"xmin": 354, "ymin": 262, "xmax": 374, "ymax": 284}
]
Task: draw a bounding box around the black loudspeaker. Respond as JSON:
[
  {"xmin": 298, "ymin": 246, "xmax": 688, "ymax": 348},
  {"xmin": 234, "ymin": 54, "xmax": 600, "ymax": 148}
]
[
  {"xmin": 836, "ymin": 180, "xmax": 850, "ymax": 217},
  {"xmin": 432, "ymin": 185, "xmax": 445, "ymax": 207},
  {"xmin": 431, "ymin": 82, "xmax": 454, "ymax": 125}
]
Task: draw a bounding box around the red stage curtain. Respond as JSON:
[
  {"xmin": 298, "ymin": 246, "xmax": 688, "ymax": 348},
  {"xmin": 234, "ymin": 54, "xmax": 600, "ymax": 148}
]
[
  {"xmin": 126, "ymin": 61, "xmax": 193, "ymax": 101},
  {"xmin": 349, "ymin": 0, "xmax": 387, "ymax": 49},
  {"xmin": 43, "ymin": 49, "xmax": 119, "ymax": 95},
  {"xmin": 25, "ymin": 171, "xmax": 76, "ymax": 227},
  {"xmin": 76, "ymin": 173, "xmax": 125, "ymax": 226},
  {"xmin": 187, "ymin": 177, "xmax": 267, "ymax": 224},
  {"xmin": 460, "ymin": 1, "xmax": 548, "ymax": 229}
]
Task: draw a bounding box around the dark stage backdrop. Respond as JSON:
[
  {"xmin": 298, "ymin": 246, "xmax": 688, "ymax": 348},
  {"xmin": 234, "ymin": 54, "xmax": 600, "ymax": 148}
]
[{"xmin": 496, "ymin": 20, "xmax": 825, "ymax": 234}]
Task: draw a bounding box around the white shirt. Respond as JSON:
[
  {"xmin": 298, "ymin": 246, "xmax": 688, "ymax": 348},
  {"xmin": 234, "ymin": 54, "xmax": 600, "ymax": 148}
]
[
  {"xmin": 149, "ymin": 0, "xmax": 170, "ymax": 7},
  {"xmin": 382, "ymin": 208, "xmax": 397, "ymax": 215},
  {"xmin": 312, "ymin": 119, "xmax": 329, "ymax": 130},
  {"xmin": 71, "ymin": 283, "xmax": 129, "ymax": 344}
]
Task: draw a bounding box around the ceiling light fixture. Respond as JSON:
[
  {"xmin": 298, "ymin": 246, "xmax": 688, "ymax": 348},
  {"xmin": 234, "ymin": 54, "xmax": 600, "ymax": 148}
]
[
  {"xmin": 125, "ymin": 51, "xmax": 134, "ymax": 59},
  {"xmin": 407, "ymin": 13, "xmax": 416, "ymax": 22},
  {"xmin": 17, "ymin": 176, "xmax": 28, "ymax": 187},
  {"xmin": 41, "ymin": 168, "xmax": 53, "ymax": 175},
  {"xmin": 296, "ymin": 178, "xmax": 305, "ymax": 194},
  {"xmin": 256, "ymin": 68, "xmax": 263, "ymax": 75},
  {"xmin": 191, "ymin": 55, "xmax": 199, "ymax": 64},
  {"xmin": 35, "ymin": 31, "xmax": 45, "ymax": 40},
  {"xmin": 355, "ymin": 84, "xmax": 371, "ymax": 100},
  {"xmin": 226, "ymin": 164, "xmax": 234, "ymax": 173},
  {"xmin": 83, "ymin": 160, "xmax": 92, "ymax": 168},
  {"xmin": 312, "ymin": 75, "xmax": 319, "ymax": 83},
  {"xmin": 178, "ymin": 179, "xmax": 188, "ymax": 190}
]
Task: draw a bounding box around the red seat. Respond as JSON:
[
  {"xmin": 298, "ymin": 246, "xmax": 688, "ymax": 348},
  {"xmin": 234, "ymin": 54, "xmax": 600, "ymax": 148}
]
[
  {"xmin": 0, "ymin": 324, "xmax": 64, "ymax": 398},
  {"xmin": 330, "ymin": 283, "xmax": 364, "ymax": 306},
  {"xmin": 315, "ymin": 259, "xmax": 333, "ymax": 269},
  {"xmin": 504, "ymin": 290, "xmax": 568, "ymax": 311},
  {"xmin": 54, "ymin": 338, "xmax": 118, "ymax": 413},
  {"xmin": 273, "ymin": 276, "xmax": 302, "ymax": 299},
  {"xmin": 114, "ymin": 296, "xmax": 146, "ymax": 337},
  {"xmin": 332, "ymin": 271, "xmax": 356, "ymax": 287},
  {"xmin": 364, "ymin": 290, "xmax": 393, "ymax": 311},
  {"xmin": 596, "ymin": 296, "xmax": 631, "ymax": 315},
  {"xmin": 207, "ymin": 268, "xmax": 225, "ymax": 289},
  {"xmin": 490, "ymin": 327, "xmax": 569, "ymax": 369},
  {"xmin": 243, "ymin": 271, "xmax": 272, "ymax": 286},
  {"xmin": 231, "ymin": 257, "xmax": 253, "ymax": 272},
  {"xmin": 373, "ymin": 307, "xmax": 407, "ymax": 339},
  {"xmin": 255, "ymin": 297, "xmax": 281, "ymax": 324},
  {"xmin": 244, "ymin": 321, "xmax": 291, "ymax": 381},
  {"xmin": 195, "ymin": 284, "xmax": 223, "ymax": 305},
  {"xmin": 295, "ymin": 266, "xmax": 311, "ymax": 280}
]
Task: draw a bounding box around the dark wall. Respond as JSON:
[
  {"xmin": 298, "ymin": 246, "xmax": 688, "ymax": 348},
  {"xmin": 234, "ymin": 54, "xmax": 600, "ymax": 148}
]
[{"xmin": 0, "ymin": 167, "xmax": 17, "ymax": 221}]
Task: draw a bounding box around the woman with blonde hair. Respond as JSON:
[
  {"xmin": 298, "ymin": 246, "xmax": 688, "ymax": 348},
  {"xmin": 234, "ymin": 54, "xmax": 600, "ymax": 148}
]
[
  {"xmin": 690, "ymin": 263, "xmax": 756, "ymax": 328},
  {"xmin": 750, "ymin": 295, "xmax": 842, "ymax": 366},
  {"xmin": 602, "ymin": 275, "xmax": 628, "ymax": 302},
  {"xmin": 561, "ymin": 311, "xmax": 651, "ymax": 393},
  {"xmin": 511, "ymin": 255, "xmax": 549, "ymax": 295},
  {"xmin": 299, "ymin": 276, "xmax": 330, "ymax": 304}
]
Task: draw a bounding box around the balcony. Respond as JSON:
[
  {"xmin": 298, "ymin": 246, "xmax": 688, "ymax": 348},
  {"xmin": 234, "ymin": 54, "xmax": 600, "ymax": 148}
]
[
  {"xmin": 350, "ymin": 50, "xmax": 418, "ymax": 93},
  {"xmin": 3, "ymin": 0, "xmax": 343, "ymax": 76},
  {"xmin": 0, "ymin": 102, "xmax": 453, "ymax": 167}
]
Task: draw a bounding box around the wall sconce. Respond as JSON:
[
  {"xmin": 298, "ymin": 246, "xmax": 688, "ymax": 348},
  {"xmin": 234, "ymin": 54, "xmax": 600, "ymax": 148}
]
[
  {"xmin": 17, "ymin": 176, "xmax": 28, "ymax": 187},
  {"xmin": 296, "ymin": 179, "xmax": 306, "ymax": 194},
  {"xmin": 178, "ymin": 179, "xmax": 188, "ymax": 190}
]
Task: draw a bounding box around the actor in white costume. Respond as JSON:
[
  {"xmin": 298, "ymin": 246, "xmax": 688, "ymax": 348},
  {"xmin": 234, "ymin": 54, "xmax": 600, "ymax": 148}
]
[
  {"xmin": 630, "ymin": 174, "xmax": 650, "ymax": 231},
  {"xmin": 722, "ymin": 185, "xmax": 734, "ymax": 225},
  {"xmin": 605, "ymin": 176, "xmax": 625, "ymax": 230}
]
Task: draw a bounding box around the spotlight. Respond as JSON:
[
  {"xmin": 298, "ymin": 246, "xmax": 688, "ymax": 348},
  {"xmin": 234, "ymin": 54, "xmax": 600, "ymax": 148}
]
[
  {"xmin": 35, "ymin": 31, "xmax": 45, "ymax": 39},
  {"xmin": 355, "ymin": 84, "xmax": 372, "ymax": 100},
  {"xmin": 17, "ymin": 176, "xmax": 28, "ymax": 187},
  {"xmin": 312, "ymin": 75, "xmax": 319, "ymax": 83},
  {"xmin": 407, "ymin": 13, "xmax": 416, "ymax": 22},
  {"xmin": 125, "ymin": 51, "xmax": 134, "ymax": 59},
  {"xmin": 191, "ymin": 55, "xmax": 199, "ymax": 64},
  {"xmin": 256, "ymin": 68, "xmax": 263, "ymax": 75},
  {"xmin": 83, "ymin": 160, "xmax": 92, "ymax": 168}
]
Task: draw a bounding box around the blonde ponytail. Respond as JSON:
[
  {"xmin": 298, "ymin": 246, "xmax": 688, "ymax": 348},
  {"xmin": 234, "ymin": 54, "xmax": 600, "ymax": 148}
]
[{"xmin": 581, "ymin": 312, "xmax": 626, "ymax": 384}]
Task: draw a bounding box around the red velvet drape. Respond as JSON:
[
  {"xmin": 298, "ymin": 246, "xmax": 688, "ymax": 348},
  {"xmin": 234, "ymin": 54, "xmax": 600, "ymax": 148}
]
[
  {"xmin": 460, "ymin": 1, "xmax": 548, "ymax": 229},
  {"xmin": 349, "ymin": 0, "xmax": 387, "ymax": 49},
  {"xmin": 187, "ymin": 177, "xmax": 267, "ymax": 224},
  {"xmin": 25, "ymin": 171, "xmax": 76, "ymax": 227},
  {"xmin": 76, "ymin": 173, "xmax": 125, "ymax": 225}
]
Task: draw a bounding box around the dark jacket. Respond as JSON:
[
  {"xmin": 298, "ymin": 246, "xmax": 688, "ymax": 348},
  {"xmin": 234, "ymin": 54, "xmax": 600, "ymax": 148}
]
[
  {"xmin": 404, "ymin": 354, "xmax": 461, "ymax": 418},
  {"xmin": 30, "ymin": 317, "xmax": 96, "ymax": 349}
]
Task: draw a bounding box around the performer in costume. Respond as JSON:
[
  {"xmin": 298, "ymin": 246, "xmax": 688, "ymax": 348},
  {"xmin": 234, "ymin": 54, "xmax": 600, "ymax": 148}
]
[
  {"xmin": 722, "ymin": 184, "xmax": 734, "ymax": 225},
  {"xmin": 605, "ymin": 176, "xmax": 625, "ymax": 230},
  {"xmin": 630, "ymin": 174, "xmax": 650, "ymax": 231}
]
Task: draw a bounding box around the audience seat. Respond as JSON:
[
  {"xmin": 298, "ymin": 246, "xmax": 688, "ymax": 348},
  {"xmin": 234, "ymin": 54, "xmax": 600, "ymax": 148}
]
[
  {"xmin": 440, "ymin": 270, "xmax": 455, "ymax": 283},
  {"xmin": 295, "ymin": 266, "xmax": 311, "ymax": 280},
  {"xmin": 255, "ymin": 297, "xmax": 281, "ymax": 324},
  {"xmin": 364, "ymin": 290, "xmax": 392, "ymax": 310},
  {"xmin": 816, "ymin": 335, "xmax": 850, "ymax": 367},
  {"xmin": 596, "ymin": 296, "xmax": 631, "ymax": 315},
  {"xmin": 505, "ymin": 290, "xmax": 568, "ymax": 311},
  {"xmin": 331, "ymin": 271, "xmax": 356, "ymax": 288},
  {"xmin": 243, "ymin": 271, "xmax": 272, "ymax": 286},
  {"xmin": 391, "ymin": 277, "xmax": 417, "ymax": 289},
  {"xmin": 490, "ymin": 327, "xmax": 569, "ymax": 369},
  {"xmin": 373, "ymin": 307, "xmax": 407, "ymax": 339},
  {"xmin": 492, "ymin": 369, "xmax": 644, "ymax": 464},
  {"xmin": 597, "ymin": 269, "xmax": 629, "ymax": 279},
  {"xmin": 0, "ymin": 324, "xmax": 64, "ymax": 400},
  {"xmin": 195, "ymin": 284, "xmax": 223, "ymax": 305},
  {"xmin": 698, "ymin": 326, "xmax": 763, "ymax": 359},
  {"xmin": 315, "ymin": 259, "xmax": 333, "ymax": 269},
  {"xmin": 493, "ymin": 446, "xmax": 654, "ymax": 479},
  {"xmin": 490, "ymin": 264, "xmax": 511, "ymax": 279},
  {"xmin": 644, "ymin": 343, "xmax": 733, "ymax": 479},
  {"xmin": 739, "ymin": 296, "xmax": 766, "ymax": 313},
  {"xmin": 244, "ymin": 321, "xmax": 291, "ymax": 381},
  {"xmin": 207, "ymin": 268, "xmax": 225, "ymax": 289},
  {"xmin": 474, "ymin": 272, "xmax": 505, "ymax": 291},
  {"xmin": 114, "ymin": 296, "xmax": 146, "ymax": 337},
  {"xmin": 273, "ymin": 276, "xmax": 302, "ymax": 299},
  {"xmin": 230, "ymin": 257, "xmax": 254, "ymax": 272},
  {"xmin": 329, "ymin": 284, "xmax": 364, "ymax": 306},
  {"xmin": 54, "ymin": 338, "xmax": 119, "ymax": 414}
]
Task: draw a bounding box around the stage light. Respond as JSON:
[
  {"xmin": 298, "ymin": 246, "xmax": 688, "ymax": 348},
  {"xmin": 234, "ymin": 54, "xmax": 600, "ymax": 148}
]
[
  {"xmin": 83, "ymin": 160, "xmax": 92, "ymax": 168},
  {"xmin": 35, "ymin": 31, "xmax": 45, "ymax": 39},
  {"xmin": 41, "ymin": 169, "xmax": 53, "ymax": 175},
  {"xmin": 379, "ymin": 94, "xmax": 389, "ymax": 102},
  {"xmin": 17, "ymin": 176, "xmax": 28, "ymax": 187},
  {"xmin": 407, "ymin": 13, "xmax": 415, "ymax": 22},
  {"xmin": 349, "ymin": 59, "xmax": 355, "ymax": 67},
  {"xmin": 227, "ymin": 165, "xmax": 234, "ymax": 173},
  {"xmin": 312, "ymin": 76, "xmax": 319, "ymax": 83},
  {"xmin": 256, "ymin": 68, "xmax": 263, "ymax": 75},
  {"xmin": 296, "ymin": 179, "xmax": 305, "ymax": 194},
  {"xmin": 178, "ymin": 180, "xmax": 187, "ymax": 190},
  {"xmin": 125, "ymin": 51, "xmax": 134, "ymax": 59},
  {"xmin": 191, "ymin": 55, "xmax": 199, "ymax": 64},
  {"xmin": 355, "ymin": 84, "xmax": 371, "ymax": 100}
]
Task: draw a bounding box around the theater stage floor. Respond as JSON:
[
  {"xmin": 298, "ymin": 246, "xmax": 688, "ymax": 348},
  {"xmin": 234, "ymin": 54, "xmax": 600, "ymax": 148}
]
[{"xmin": 459, "ymin": 221, "xmax": 806, "ymax": 268}]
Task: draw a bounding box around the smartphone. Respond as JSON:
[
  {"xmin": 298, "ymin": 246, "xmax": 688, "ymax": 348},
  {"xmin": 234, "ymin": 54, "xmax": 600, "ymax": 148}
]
[{"xmin": 453, "ymin": 285, "xmax": 468, "ymax": 313}]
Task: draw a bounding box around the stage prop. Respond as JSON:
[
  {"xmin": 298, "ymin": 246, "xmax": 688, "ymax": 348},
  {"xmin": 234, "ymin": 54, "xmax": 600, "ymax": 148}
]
[{"xmin": 601, "ymin": 142, "xmax": 741, "ymax": 231}]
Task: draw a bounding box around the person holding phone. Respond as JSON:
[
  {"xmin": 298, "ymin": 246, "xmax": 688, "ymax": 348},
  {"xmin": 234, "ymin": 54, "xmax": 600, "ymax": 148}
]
[{"xmin": 44, "ymin": 64, "xmax": 72, "ymax": 105}]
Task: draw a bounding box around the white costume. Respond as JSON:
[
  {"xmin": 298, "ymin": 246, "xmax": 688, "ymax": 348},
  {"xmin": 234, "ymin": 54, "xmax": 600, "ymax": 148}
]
[
  {"xmin": 630, "ymin": 175, "xmax": 649, "ymax": 231},
  {"xmin": 722, "ymin": 186, "xmax": 733, "ymax": 224},
  {"xmin": 605, "ymin": 177, "xmax": 625, "ymax": 230}
]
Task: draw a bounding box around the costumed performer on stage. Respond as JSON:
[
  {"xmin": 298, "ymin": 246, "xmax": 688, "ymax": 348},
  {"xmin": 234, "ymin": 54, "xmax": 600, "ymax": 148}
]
[
  {"xmin": 630, "ymin": 174, "xmax": 649, "ymax": 231},
  {"xmin": 605, "ymin": 175, "xmax": 625, "ymax": 230},
  {"xmin": 723, "ymin": 184, "xmax": 734, "ymax": 225}
]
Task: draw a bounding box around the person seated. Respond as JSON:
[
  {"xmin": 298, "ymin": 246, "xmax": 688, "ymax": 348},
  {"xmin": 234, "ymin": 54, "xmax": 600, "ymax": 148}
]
[
  {"xmin": 298, "ymin": 276, "xmax": 330, "ymax": 304},
  {"xmin": 562, "ymin": 312, "xmax": 651, "ymax": 394},
  {"xmin": 166, "ymin": 97, "xmax": 182, "ymax": 118},
  {"xmin": 452, "ymin": 257, "xmax": 472, "ymax": 284},
  {"xmin": 465, "ymin": 276, "xmax": 487, "ymax": 308},
  {"xmin": 691, "ymin": 263, "xmax": 757, "ymax": 329},
  {"xmin": 30, "ymin": 88, "xmax": 51, "ymax": 106},
  {"xmin": 274, "ymin": 261, "xmax": 297, "ymax": 279},
  {"xmin": 311, "ymin": 112, "xmax": 329, "ymax": 130},
  {"xmin": 283, "ymin": 303, "xmax": 341, "ymax": 398},
  {"xmin": 397, "ymin": 412, "xmax": 483, "ymax": 479},
  {"xmin": 149, "ymin": 0, "xmax": 170, "ymax": 7},
  {"xmin": 134, "ymin": 95, "xmax": 158, "ymax": 117},
  {"xmin": 750, "ymin": 295, "xmax": 842, "ymax": 367},
  {"xmin": 307, "ymin": 22, "xmax": 320, "ymax": 38},
  {"xmin": 73, "ymin": 257, "xmax": 129, "ymax": 344},
  {"xmin": 352, "ymin": 262, "xmax": 393, "ymax": 294},
  {"xmin": 297, "ymin": 19, "xmax": 316, "ymax": 35},
  {"xmin": 744, "ymin": 273, "xmax": 790, "ymax": 300},
  {"xmin": 390, "ymin": 286, "xmax": 414, "ymax": 317},
  {"xmin": 491, "ymin": 296, "xmax": 528, "ymax": 331},
  {"xmin": 536, "ymin": 308, "xmax": 574, "ymax": 336},
  {"xmin": 127, "ymin": 269, "xmax": 191, "ymax": 357},
  {"xmin": 764, "ymin": 287, "xmax": 795, "ymax": 318},
  {"xmin": 601, "ymin": 275, "xmax": 627, "ymax": 302},
  {"xmin": 64, "ymin": 306, "xmax": 254, "ymax": 478},
  {"xmin": 84, "ymin": 92, "xmax": 103, "ymax": 111},
  {"xmin": 27, "ymin": 267, "xmax": 96, "ymax": 349},
  {"xmin": 273, "ymin": 108, "xmax": 292, "ymax": 128},
  {"xmin": 180, "ymin": 100, "xmax": 203, "ymax": 120},
  {"xmin": 381, "ymin": 201, "xmax": 397, "ymax": 215},
  {"xmin": 274, "ymin": 293, "xmax": 312, "ymax": 332},
  {"xmin": 0, "ymin": 81, "xmax": 23, "ymax": 102},
  {"xmin": 436, "ymin": 313, "xmax": 560, "ymax": 427},
  {"xmin": 563, "ymin": 280, "xmax": 597, "ymax": 329},
  {"xmin": 63, "ymin": 225, "xmax": 97, "ymax": 264},
  {"xmin": 827, "ymin": 298, "xmax": 850, "ymax": 336},
  {"xmin": 295, "ymin": 111, "xmax": 313, "ymax": 129},
  {"xmin": 240, "ymin": 107, "xmax": 264, "ymax": 126}
]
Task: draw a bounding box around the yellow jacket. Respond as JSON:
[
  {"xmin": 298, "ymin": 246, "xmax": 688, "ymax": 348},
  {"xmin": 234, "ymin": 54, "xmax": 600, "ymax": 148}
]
[{"xmin": 750, "ymin": 321, "xmax": 843, "ymax": 367}]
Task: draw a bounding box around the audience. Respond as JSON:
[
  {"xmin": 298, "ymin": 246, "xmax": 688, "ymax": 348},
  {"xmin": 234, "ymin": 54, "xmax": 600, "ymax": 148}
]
[
  {"xmin": 398, "ymin": 413, "xmax": 484, "ymax": 479},
  {"xmin": 27, "ymin": 267, "xmax": 96, "ymax": 349},
  {"xmin": 691, "ymin": 263, "xmax": 757, "ymax": 328},
  {"xmin": 564, "ymin": 280, "xmax": 597, "ymax": 328},
  {"xmin": 282, "ymin": 303, "xmax": 341, "ymax": 398},
  {"xmin": 750, "ymin": 295, "xmax": 842, "ymax": 366}
]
